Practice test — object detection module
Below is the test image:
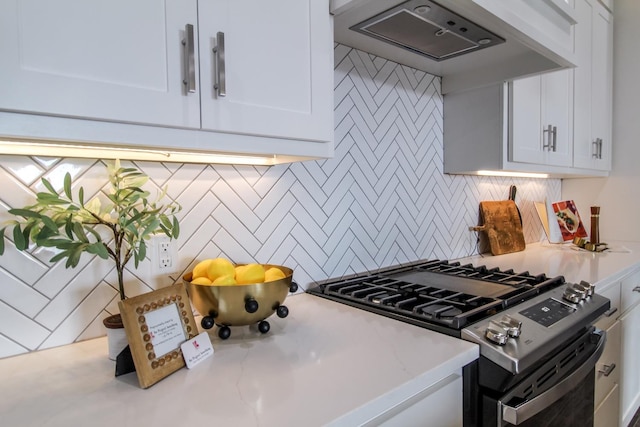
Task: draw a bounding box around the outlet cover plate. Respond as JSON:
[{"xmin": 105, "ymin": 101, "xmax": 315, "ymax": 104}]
[{"xmin": 150, "ymin": 234, "xmax": 179, "ymax": 276}]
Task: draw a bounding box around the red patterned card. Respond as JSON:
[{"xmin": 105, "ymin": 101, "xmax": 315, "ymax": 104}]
[{"xmin": 552, "ymin": 200, "xmax": 588, "ymax": 241}]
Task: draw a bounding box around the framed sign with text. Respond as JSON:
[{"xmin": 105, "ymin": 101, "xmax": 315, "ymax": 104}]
[{"xmin": 118, "ymin": 283, "xmax": 197, "ymax": 388}]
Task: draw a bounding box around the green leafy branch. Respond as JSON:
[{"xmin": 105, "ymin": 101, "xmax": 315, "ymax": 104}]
[{"xmin": 0, "ymin": 161, "xmax": 181, "ymax": 300}]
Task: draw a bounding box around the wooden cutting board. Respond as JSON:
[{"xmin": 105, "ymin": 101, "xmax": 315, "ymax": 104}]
[{"xmin": 479, "ymin": 200, "xmax": 526, "ymax": 255}]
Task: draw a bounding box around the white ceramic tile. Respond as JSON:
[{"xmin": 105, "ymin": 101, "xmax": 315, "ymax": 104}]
[
  {"xmin": 0, "ymin": 334, "xmax": 29, "ymax": 359},
  {"xmin": 0, "ymin": 155, "xmax": 44, "ymax": 186},
  {"xmin": 0, "ymin": 243, "xmax": 48, "ymax": 286},
  {"xmin": 0, "ymin": 269, "xmax": 48, "ymax": 317},
  {"xmin": 34, "ymin": 260, "xmax": 114, "ymax": 329},
  {"xmin": 38, "ymin": 282, "xmax": 117, "ymax": 350},
  {"xmin": 0, "ymin": 301, "xmax": 49, "ymax": 350}
]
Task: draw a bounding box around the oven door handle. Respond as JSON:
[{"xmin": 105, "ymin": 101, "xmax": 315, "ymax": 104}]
[{"xmin": 500, "ymin": 330, "xmax": 606, "ymax": 425}]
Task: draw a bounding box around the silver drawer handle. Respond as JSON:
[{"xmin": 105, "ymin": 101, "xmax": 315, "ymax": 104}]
[
  {"xmin": 213, "ymin": 31, "xmax": 226, "ymax": 97},
  {"xmin": 182, "ymin": 24, "xmax": 196, "ymax": 93},
  {"xmin": 633, "ymin": 286, "xmax": 640, "ymax": 293},
  {"xmin": 598, "ymin": 363, "xmax": 616, "ymax": 377},
  {"xmin": 604, "ymin": 307, "xmax": 618, "ymax": 317}
]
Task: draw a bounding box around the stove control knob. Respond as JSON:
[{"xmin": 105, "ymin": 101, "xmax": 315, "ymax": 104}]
[
  {"xmin": 485, "ymin": 321, "xmax": 509, "ymax": 346},
  {"xmin": 563, "ymin": 286, "xmax": 584, "ymax": 304},
  {"xmin": 579, "ymin": 281, "xmax": 595, "ymax": 297},
  {"xmin": 499, "ymin": 315, "xmax": 522, "ymax": 338}
]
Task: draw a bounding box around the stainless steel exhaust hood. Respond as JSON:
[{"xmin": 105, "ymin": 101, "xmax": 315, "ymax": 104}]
[
  {"xmin": 332, "ymin": 0, "xmax": 577, "ymax": 94},
  {"xmin": 351, "ymin": 0, "xmax": 505, "ymax": 61}
]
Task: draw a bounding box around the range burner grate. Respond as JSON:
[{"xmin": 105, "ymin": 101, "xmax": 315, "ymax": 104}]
[{"xmin": 308, "ymin": 259, "xmax": 566, "ymax": 334}]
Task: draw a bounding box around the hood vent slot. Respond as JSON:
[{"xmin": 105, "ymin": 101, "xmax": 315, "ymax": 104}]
[{"xmin": 351, "ymin": 0, "xmax": 505, "ymax": 61}]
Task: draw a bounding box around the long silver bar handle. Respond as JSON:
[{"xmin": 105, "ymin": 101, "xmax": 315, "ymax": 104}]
[
  {"xmin": 543, "ymin": 125, "xmax": 553, "ymax": 151},
  {"xmin": 598, "ymin": 138, "xmax": 604, "ymax": 159},
  {"xmin": 500, "ymin": 330, "xmax": 606, "ymax": 425},
  {"xmin": 213, "ymin": 31, "xmax": 226, "ymax": 97},
  {"xmin": 592, "ymin": 138, "xmax": 600, "ymax": 158},
  {"xmin": 182, "ymin": 24, "xmax": 196, "ymax": 93},
  {"xmin": 551, "ymin": 126, "xmax": 557, "ymax": 152}
]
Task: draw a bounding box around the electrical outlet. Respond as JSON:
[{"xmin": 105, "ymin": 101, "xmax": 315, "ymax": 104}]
[{"xmin": 150, "ymin": 234, "xmax": 179, "ymax": 276}]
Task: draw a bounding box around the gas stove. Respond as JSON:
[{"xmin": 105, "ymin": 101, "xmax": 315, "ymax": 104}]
[
  {"xmin": 307, "ymin": 259, "xmax": 609, "ymax": 373},
  {"xmin": 309, "ymin": 259, "xmax": 610, "ymax": 426}
]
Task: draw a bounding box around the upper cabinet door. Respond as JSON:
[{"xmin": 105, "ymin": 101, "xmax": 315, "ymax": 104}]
[
  {"xmin": 197, "ymin": 0, "xmax": 333, "ymax": 143},
  {"xmin": 0, "ymin": 0, "xmax": 200, "ymax": 128},
  {"xmin": 510, "ymin": 69, "xmax": 573, "ymax": 167},
  {"xmin": 573, "ymin": 0, "xmax": 613, "ymax": 171}
]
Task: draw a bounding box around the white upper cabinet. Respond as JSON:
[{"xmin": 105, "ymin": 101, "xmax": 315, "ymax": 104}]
[
  {"xmin": 0, "ymin": 0, "xmax": 199, "ymax": 128},
  {"xmin": 0, "ymin": 0, "xmax": 333, "ymax": 161},
  {"xmin": 573, "ymin": 0, "xmax": 613, "ymax": 171},
  {"xmin": 443, "ymin": 0, "xmax": 613, "ymax": 178},
  {"xmin": 510, "ymin": 70, "xmax": 573, "ymax": 168},
  {"xmin": 198, "ymin": 0, "xmax": 332, "ymax": 143}
]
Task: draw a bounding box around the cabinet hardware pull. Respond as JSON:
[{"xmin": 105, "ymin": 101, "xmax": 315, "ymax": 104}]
[
  {"xmin": 633, "ymin": 286, "xmax": 640, "ymax": 293},
  {"xmin": 182, "ymin": 24, "xmax": 196, "ymax": 93},
  {"xmin": 213, "ymin": 31, "xmax": 226, "ymax": 97},
  {"xmin": 592, "ymin": 139, "xmax": 599, "ymax": 158},
  {"xmin": 598, "ymin": 138, "xmax": 603, "ymax": 159},
  {"xmin": 604, "ymin": 307, "xmax": 618, "ymax": 317},
  {"xmin": 598, "ymin": 363, "xmax": 616, "ymax": 377},
  {"xmin": 551, "ymin": 126, "xmax": 557, "ymax": 152},
  {"xmin": 543, "ymin": 124, "xmax": 554, "ymax": 151}
]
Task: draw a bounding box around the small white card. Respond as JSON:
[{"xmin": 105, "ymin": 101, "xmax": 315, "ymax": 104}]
[{"xmin": 180, "ymin": 331, "xmax": 214, "ymax": 369}]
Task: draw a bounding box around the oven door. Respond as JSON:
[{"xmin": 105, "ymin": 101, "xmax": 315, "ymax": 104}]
[{"xmin": 494, "ymin": 327, "xmax": 605, "ymax": 426}]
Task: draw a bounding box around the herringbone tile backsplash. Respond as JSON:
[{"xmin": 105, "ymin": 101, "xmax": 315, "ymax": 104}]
[{"xmin": 0, "ymin": 44, "xmax": 560, "ymax": 358}]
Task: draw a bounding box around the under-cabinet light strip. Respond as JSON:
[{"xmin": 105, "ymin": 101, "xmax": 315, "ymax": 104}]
[
  {"xmin": 0, "ymin": 140, "xmax": 279, "ymax": 165},
  {"xmin": 477, "ymin": 170, "xmax": 549, "ymax": 179}
]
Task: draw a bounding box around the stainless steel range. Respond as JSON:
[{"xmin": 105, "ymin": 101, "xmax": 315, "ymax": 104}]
[{"xmin": 307, "ymin": 259, "xmax": 611, "ymax": 426}]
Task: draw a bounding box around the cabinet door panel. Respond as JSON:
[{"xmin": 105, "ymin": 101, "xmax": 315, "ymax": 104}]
[
  {"xmin": 620, "ymin": 304, "xmax": 640, "ymax": 426},
  {"xmin": 573, "ymin": 0, "xmax": 613, "ymax": 171},
  {"xmin": 198, "ymin": 0, "xmax": 332, "ymax": 142},
  {"xmin": 541, "ymin": 69, "xmax": 573, "ymax": 166},
  {"xmin": 510, "ymin": 76, "xmax": 543, "ymax": 164},
  {"xmin": 590, "ymin": 2, "xmax": 613, "ymax": 170},
  {"xmin": 0, "ymin": 0, "xmax": 200, "ymax": 128}
]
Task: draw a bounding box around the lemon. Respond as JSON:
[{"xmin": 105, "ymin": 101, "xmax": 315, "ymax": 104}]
[
  {"xmin": 264, "ymin": 267, "xmax": 286, "ymax": 282},
  {"xmin": 190, "ymin": 276, "xmax": 213, "ymax": 286},
  {"xmin": 212, "ymin": 274, "xmax": 236, "ymax": 286},
  {"xmin": 235, "ymin": 263, "xmax": 265, "ymax": 284},
  {"xmin": 207, "ymin": 257, "xmax": 235, "ymax": 281},
  {"xmin": 192, "ymin": 259, "xmax": 214, "ymax": 279}
]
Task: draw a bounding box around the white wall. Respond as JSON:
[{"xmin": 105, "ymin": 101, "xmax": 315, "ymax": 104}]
[{"xmin": 562, "ymin": 0, "xmax": 640, "ymax": 241}]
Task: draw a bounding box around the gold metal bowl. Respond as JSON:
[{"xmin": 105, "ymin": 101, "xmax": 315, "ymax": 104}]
[{"xmin": 183, "ymin": 264, "xmax": 296, "ymax": 339}]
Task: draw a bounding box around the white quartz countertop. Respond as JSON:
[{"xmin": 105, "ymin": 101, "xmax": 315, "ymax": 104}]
[
  {"xmin": 456, "ymin": 241, "xmax": 640, "ymax": 292},
  {"xmin": 0, "ymin": 293, "xmax": 478, "ymax": 427}
]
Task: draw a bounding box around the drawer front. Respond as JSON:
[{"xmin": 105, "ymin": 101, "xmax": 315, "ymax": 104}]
[
  {"xmin": 594, "ymin": 383, "xmax": 620, "ymax": 427},
  {"xmin": 620, "ymin": 269, "xmax": 640, "ymax": 314},
  {"xmin": 595, "ymin": 282, "xmax": 621, "ymax": 330},
  {"xmin": 595, "ymin": 320, "xmax": 621, "ymax": 408}
]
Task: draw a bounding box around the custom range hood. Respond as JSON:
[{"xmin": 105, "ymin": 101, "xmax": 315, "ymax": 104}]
[
  {"xmin": 351, "ymin": 0, "xmax": 505, "ymax": 62},
  {"xmin": 332, "ymin": 0, "xmax": 577, "ymax": 94}
]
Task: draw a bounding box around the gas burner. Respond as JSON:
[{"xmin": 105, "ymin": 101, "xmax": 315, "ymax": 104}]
[{"xmin": 308, "ymin": 259, "xmax": 567, "ymax": 335}]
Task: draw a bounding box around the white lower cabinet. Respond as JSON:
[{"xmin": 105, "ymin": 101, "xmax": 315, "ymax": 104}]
[
  {"xmin": 621, "ymin": 301, "xmax": 640, "ymax": 426},
  {"xmin": 596, "ymin": 266, "xmax": 640, "ymax": 427},
  {"xmin": 594, "ymin": 281, "xmax": 621, "ymax": 427},
  {"xmin": 373, "ymin": 374, "xmax": 462, "ymax": 427},
  {"xmin": 595, "ymin": 384, "xmax": 620, "ymax": 427}
]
